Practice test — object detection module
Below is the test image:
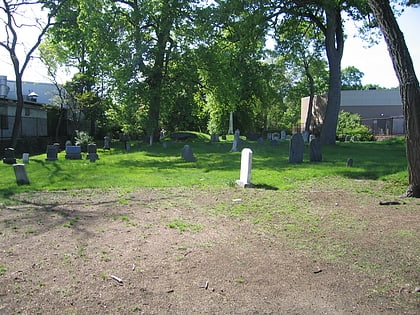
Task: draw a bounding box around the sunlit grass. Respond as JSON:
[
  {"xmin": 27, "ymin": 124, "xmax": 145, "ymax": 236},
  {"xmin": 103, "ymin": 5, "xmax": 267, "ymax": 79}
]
[{"xmin": 0, "ymin": 135, "xmax": 408, "ymax": 203}]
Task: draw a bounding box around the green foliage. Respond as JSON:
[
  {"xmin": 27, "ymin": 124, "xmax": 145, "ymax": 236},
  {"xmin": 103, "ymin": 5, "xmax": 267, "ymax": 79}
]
[
  {"xmin": 74, "ymin": 130, "xmax": 94, "ymax": 147},
  {"xmin": 342, "ymin": 66, "xmax": 364, "ymax": 90},
  {"xmin": 337, "ymin": 111, "xmax": 374, "ymax": 141}
]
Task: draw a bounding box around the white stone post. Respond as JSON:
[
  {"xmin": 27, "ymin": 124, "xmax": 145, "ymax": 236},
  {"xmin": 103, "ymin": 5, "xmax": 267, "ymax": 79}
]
[{"xmin": 236, "ymin": 148, "xmax": 253, "ymax": 188}]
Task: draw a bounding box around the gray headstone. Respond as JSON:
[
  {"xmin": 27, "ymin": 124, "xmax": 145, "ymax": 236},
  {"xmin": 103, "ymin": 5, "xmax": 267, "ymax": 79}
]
[
  {"xmin": 103, "ymin": 136, "xmax": 111, "ymax": 150},
  {"xmin": 309, "ymin": 138, "xmax": 322, "ymax": 162},
  {"xmin": 65, "ymin": 146, "xmax": 82, "ymax": 159},
  {"xmin": 46, "ymin": 145, "xmax": 58, "ymax": 161},
  {"xmin": 347, "ymin": 158, "xmax": 353, "ymax": 167},
  {"xmin": 3, "ymin": 148, "xmax": 16, "ymax": 164},
  {"xmin": 13, "ymin": 164, "xmax": 30, "ymax": 185},
  {"xmin": 289, "ymin": 133, "xmax": 304, "ymax": 163},
  {"xmin": 87, "ymin": 144, "xmax": 98, "ymax": 162},
  {"xmin": 272, "ymin": 132, "xmax": 280, "ymax": 141},
  {"xmin": 230, "ymin": 129, "xmax": 240, "ymax": 152},
  {"xmin": 22, "ymin": 153, "xmax": 29, "ymax": 164},
  {"xmin": 236, "ymin": 148, "xmax": 253, "ymax": 188},
  {"xmin": 280, "ymin": 130, "xmax": 286, "ymax": 141},
  {"xmin": 181, "ymin": 145, "xmax": 196, "ymax": 162},
  {"xmin": 302, "ymin": 130, "xmax": 310, "ymax": 143},
  {"xmin": 65, "ymin": 140, "xmax": 72, "ymax": 147},
  {"xmin": 210, "ymin": 133, "xmax": 220, "ymax": 142}
]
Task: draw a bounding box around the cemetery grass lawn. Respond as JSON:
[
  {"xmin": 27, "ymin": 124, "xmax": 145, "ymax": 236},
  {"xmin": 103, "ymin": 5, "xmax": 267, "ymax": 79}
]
[{"xmin": 0, "ymin": 136, "xmax": 419, "ymax": 313}]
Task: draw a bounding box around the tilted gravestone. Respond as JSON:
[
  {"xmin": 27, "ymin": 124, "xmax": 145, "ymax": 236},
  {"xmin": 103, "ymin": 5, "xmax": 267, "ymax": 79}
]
[
  {"xmin": 236, "ymin": 148, "xmax": 253, "ymax": 188},
  {"xmin": 289, "ymin": 133, "xmax": 304, "ymax": 163},
  {"xmin": 13, "ymin": 164, "xmax": 30, "ymax": 185},
  {"xmin": 181, "ymin": 145, "xmax": 196, "ymax": 162},
  {"xmin": 103, "ymin": 136, "xmax": 111, "ymax": 150},
  {"xmin": 309, "ymin": 138, "xmax": 322, "ymax": 162}
]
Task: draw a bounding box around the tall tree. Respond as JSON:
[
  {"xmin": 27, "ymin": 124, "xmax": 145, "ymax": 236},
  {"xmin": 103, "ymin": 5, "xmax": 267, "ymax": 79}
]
[
  {"xmin": 267, "ymin": 0, "xmax": 372, "ymax": 144},
  {"xmin": 341, "ymin": 66, "xmax": 364, "ymax": 90},
  {"xmin": 367, "ymin": 0, "xmax": 420, "ymax": 197},
  {"xmin": 0, "ymin": 0, "xmax": 65, "ymax": 148}
]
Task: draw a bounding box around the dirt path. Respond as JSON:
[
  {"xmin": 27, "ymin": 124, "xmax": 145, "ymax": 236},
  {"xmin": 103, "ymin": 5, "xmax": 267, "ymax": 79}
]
[{"xmin": 0, "ymin": 187, "xmax": 419, "ymax": 314}]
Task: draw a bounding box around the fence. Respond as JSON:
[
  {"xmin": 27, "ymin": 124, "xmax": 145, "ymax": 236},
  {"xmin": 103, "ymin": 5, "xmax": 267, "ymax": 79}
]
[{"xmin": 361, "ymin": 116, "xmax": 405, "ymax": 136}]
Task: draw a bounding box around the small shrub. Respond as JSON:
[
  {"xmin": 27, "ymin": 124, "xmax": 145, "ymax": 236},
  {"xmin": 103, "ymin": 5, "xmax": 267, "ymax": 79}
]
[{"xmin": 337, "ymin": 111, "xmax": 374, "ymax": 141}]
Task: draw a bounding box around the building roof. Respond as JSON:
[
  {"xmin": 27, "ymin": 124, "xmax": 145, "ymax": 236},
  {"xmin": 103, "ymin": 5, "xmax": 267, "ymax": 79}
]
[
  {"xmin": 5, "ymin": 79, "xmax": 59, "ymax": 105},
  {"xmin": 341, "ymin": 89, "xmax": 401, "ymax": 107}
]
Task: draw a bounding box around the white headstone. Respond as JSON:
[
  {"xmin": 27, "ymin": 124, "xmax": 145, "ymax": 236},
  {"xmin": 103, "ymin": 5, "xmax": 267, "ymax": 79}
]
[
  {"xmin": 236, "ymin": 148, "xmax": 253, "ymax": 188},
  {"xmin": 281, "ymin": 130, "xmax": 286, "ymax": 140}
]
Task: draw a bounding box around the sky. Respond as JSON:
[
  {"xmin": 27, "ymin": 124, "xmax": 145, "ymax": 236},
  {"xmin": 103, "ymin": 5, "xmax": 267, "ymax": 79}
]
[{"xmin": 0, "ymin": 6, "xmax": 419, "ymax": 88}]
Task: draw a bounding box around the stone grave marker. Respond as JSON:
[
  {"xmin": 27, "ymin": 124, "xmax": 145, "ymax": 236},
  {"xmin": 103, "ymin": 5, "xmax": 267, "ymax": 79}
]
[
  {"xmin": 309, "ymin": 138, "xmax": 322, "ymax": 162},
  {"xmin": 65, "ymin": 140, "xmax": 72, "ymax": 147},
  {"xmin": 272, "ymin": 132, "xmax": 280, "ymax": 141},
  {"xmin": 87, "ymin": 144, "xmax": 99, "ymax": 162},
  {"xmin": 302, "ymin": 130, "xmax": 310, "ymax": 143},
  {"xmin": 13, "ymin": 164, "xmax": 30, "ymax": 185},
  {"xmin": 103, "ymin": 136, "xmax": 111, "ymax": 150},
  {"xmin": 210, "ymin": 133, "xmax": 220, "ymax": 142},
  {"xmin": 281, "ymin": 130, "xmax": 286, "ymax": 141},
  {"xmin": 230, "ymin": 129, "xmax": 240, "ymax": 152},
  {"xmin": 347, "ymin": 158, "xmax": 353, "ymax": 167},
  {"xmin": 181, "ymin": 145, "xmax": 196, "ymax": 162},
  {"xmin": 22, "ymin": 153, "xmax": 29, "ymax": 164},
  {"xmin": 46, "ymin": 145, "xmax": 58, "ymax": 161},
  {"xmin": 289, "ymin": 133, "xmax": 304, "ymax": 163},
  {"xmin": 236, "ymin": 148, "xmax": 253, "ymax": 188},
  {"xmin": 65, "ymin": 146, "xmax": 82, "ymax": 159},
  {"xmin": 3, "ymin": 148, "xmax": 16, "ymax": 164}
]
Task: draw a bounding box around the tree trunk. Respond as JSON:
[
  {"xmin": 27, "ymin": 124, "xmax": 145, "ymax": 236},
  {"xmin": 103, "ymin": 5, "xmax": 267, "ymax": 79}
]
[
  {"xmin": 10, "ymin": 71, "xmax": 24, "ymax": 149},
  {"xmin": 319, "ymin": 7, "xmax": 344, "ymax": 145},
  {"xmin": 367, "ymin": 0, "xmax": 420, "ymax": 197},
  {"xmin": 304, "ymin": 61, "xmax": 315, "ymax": 132}
]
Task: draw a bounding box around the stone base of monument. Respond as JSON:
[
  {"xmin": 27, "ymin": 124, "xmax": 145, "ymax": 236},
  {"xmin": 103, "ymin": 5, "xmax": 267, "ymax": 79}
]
[{"xmin": 235, "ymin": 180, "xmax": 254, "ymax": 188}]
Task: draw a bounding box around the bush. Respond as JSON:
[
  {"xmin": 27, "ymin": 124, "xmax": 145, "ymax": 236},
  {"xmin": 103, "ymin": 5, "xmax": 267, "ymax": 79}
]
[
  {"xmin": 337, "ymin": 111, "xmax": 374, "ymax": 141},
  {"xmin": 75, "ymin": 131, "xmax": 94, "ymax": 151}
]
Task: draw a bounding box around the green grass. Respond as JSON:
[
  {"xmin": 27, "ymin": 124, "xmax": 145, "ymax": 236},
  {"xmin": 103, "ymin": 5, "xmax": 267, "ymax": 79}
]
[{"xmin": 0, "ymin": 135, "xmax": 409, "ymax": 203}]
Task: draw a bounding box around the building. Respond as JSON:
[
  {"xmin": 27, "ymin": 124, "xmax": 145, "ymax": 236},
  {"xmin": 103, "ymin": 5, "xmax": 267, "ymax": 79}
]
[
  {"xmin": 0, "ymin": 76, "xmax": 62, "ymax": 140},
  {"xmin": 301, "ymin": 89, "xmax": 404, "ymax": 136}
]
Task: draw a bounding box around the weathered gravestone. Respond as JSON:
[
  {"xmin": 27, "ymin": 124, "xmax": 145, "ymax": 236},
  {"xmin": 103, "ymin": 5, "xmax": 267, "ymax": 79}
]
[
  {"xmin": 181, "ymin": 145, "xmax": 196, "ymax": 162},
  {"xmin": 230, "ymin": 129, "xmax": 240, "ymax": 152},
  {"xmin": 347, "ymin": 158, "xmax": 353, "ymax": 167},
  {"xmin": 46, "ymin": 145, "xmax": 58, "ymax": 161},
  {"xmin": 3, "ymin": 148, "xmax": 16, "ymax": 164},
  {"xmin": 309, "ymin": 138, "xmax": 322, "ymax": 162},
  {"xmin": 289, "ymin": 133, "xmax": 304, "ymax": 163},
  {"xmin": 281, "ymin": 130, "xmax": 287, "ymax": 141},
  {"xmin": 13, "ymin": 164, "xmax": 30, "ymax": 185},
  {"xmin": 65, "ymin": 146, "xmax": 82, "ymax": 159},
  {"xmin": 236, "ymin": 148, "xmax": 253, "ymax": 188},
  {"xmin": 22, "ymin": 153, "xmax": 29, "ymax": 164},
  {"xmin": 103, "ymin": 136, "xmax": 111, "ymax": 150},
  {"xmin": 210, "ymin": 133, "xmax": 220, "ymax": 142},
  {"xmin": 87, "ymin": 144, "xmax": 99, "ymax": 162}
]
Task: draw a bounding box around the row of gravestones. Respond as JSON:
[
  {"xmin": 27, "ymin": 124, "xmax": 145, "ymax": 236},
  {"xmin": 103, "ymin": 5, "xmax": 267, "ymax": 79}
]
[{"xmin": 181, "ymin": 131, "xmax": 322, "ymax": 164}]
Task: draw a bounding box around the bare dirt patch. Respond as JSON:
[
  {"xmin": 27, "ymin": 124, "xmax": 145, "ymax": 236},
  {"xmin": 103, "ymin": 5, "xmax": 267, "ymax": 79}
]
[{"xmin": 1, "ymin": 186, "xmax": 419, "ymax": 314}]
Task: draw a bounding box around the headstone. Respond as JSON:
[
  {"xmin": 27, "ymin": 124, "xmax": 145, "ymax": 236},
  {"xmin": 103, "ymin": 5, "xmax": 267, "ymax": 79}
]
[
  {"xmin": 272, "ymin": 132, "xmax": 280, "ymax": 141},
  {"xmin": 162, "ymin": 141, "xmax": 168, "ymax": 149},
  {"xmin": 46, "ymin": 145, "xmax": 58, "ymax": 161},
  {"xmin": 3, "ymin": 148, "xmax": 16, "ymax": 164},
  {"xmin": 87, "ymin": 144, "xmax": 98, "ymax": 162},
  {"xmin": 236, "ymin": 148, "xmax": 253, "ymax": 188},
  {"xmin": 13, "ymin": 164, "xmax": 30, "ymax": 185},
  {"xmin": 280, "ymin": 130, "xmax": 286, "ymax": 141},
  {"xmin": 65, "ymin": 146, "xmax": 82, "ymax": 159},
  {"xmin": 210, "ymin": 133, "xmax": 220, "ymax": 142},
  {"xmin": 302, "ymin": 130, "xmax": 310, "ymax": 143},
  {"xmin": 347, "ymin": 158, "xmax": 353, "ymax": 167},
  {"xmin": 22, "ymin": 153, "xmax": 29, "ymax": 164},
  {"xmin": 309, "ymin": 138, "xmax": 322, "ymax": 162},
  {"xmin": 230, "ymin": 129, "xmax": 240, "ymax": 152},
  {"xmin": 289, "ymin": 133, "xmax": 304, "ymax": 163},
  {"xmin": 65, "ymin": 140, "xmax": 72, "ymax": 147},
  {"xmin": 345, "ymin": 135, "xmax": 351, "ymax": 142},
  {"xmin": 181, "ymin": 145, "xmax": 196, "ymax": 162},
  {"xmin": 267, "ymin": 133, "xmax": 272, "ymax": 140},
  {"xmin": 125, "ymin": 142, "xmax": 131, "ymax": 151},
  {"xmin": 103, "ymin": 136, "xmax": 111, "ymax": 150}
]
